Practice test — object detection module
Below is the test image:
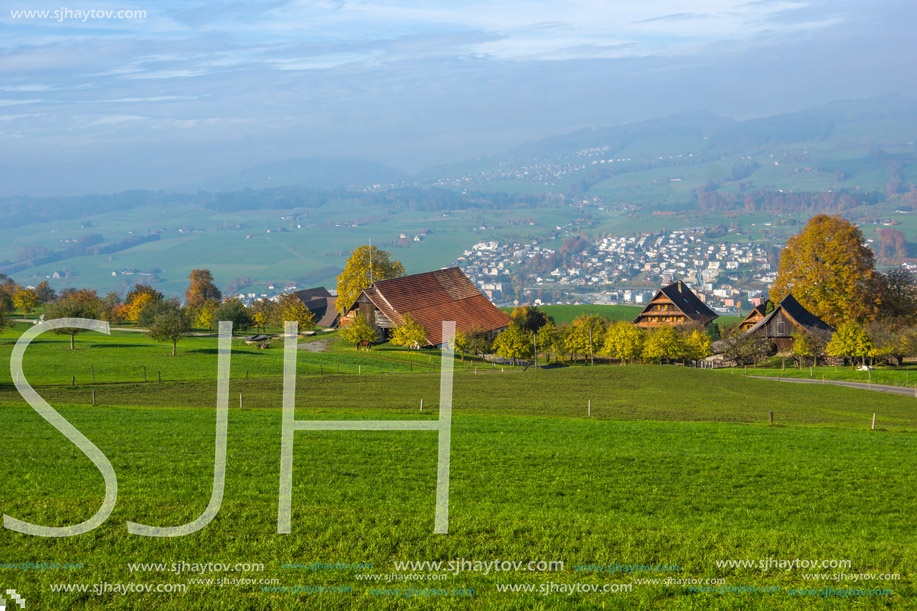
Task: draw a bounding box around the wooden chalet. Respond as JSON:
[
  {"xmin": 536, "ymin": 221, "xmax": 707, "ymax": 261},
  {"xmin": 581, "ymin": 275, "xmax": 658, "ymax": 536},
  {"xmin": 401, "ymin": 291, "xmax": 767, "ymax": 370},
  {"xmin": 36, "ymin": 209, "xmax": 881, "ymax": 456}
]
[
  {"xmin": 292, "ymin": 286, "xmax": 339, "ymax": 328},
  {"xmin": 632, "ymin": 280, "xmax": 718, "ymax": 328},
  {"xmin": 342, "ymin": 267, "xmax": 512, "ymax": 347},
  {"xmin": 742, "ymin": 294, "xmax": 834, "ymax": 354},
  {"xmin": 738, "ymin": 303, "xmax": 768, "ymax": 331}
]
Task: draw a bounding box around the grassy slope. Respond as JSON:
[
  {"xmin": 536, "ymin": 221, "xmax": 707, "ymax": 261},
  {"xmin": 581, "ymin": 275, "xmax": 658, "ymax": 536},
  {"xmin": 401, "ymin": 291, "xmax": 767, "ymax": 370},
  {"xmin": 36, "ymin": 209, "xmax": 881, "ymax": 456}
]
[{"xmin": 1, "ymin": 330, "xmax": 915, "ymax": 609}]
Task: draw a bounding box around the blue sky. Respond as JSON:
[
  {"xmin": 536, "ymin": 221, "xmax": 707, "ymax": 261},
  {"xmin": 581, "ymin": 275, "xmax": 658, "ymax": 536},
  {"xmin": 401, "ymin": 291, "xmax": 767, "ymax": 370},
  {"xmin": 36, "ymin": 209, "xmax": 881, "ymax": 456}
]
[{"xmin": 1, "ymin": 0, "xmax": 914, "ymax": 195}]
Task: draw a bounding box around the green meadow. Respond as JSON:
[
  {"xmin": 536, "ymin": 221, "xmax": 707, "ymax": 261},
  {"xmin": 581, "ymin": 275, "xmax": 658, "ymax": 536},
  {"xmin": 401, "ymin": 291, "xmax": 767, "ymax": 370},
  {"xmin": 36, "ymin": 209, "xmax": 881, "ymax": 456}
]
[{"xmin": 1, "ymin": 326, "xmax": 915, "ymax": 609}]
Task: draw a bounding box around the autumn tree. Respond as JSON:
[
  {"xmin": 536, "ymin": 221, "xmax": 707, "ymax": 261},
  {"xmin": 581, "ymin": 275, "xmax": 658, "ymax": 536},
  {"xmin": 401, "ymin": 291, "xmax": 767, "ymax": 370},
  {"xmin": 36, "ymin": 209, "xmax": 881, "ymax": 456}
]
[
  {"xmin": 251, "ymin": 298, "xmax": 277, "ymax": 332},
  {"xmin": 125, "ymin": 284, "xmax": 162, "ymax": 325},
  {"xmin": 214, "ymin": 299, "xmax": 253, "ymax": 336},
  {"xmin": 195, "ymin": 301, "xmax": 217, "ymax": 333},
  {"xmin": 771, "ymin": 215, "xmax": 879, "ymax": 326},
  {"xmin": 98, "ymin": 292, "xmax": 123, "ymax": 322},
  {"xmin": 275, "ymin": 293, "xmax": 316, "ymax": 332},
  {"xmin": 148, "ymin": 301, "xmax": 191, "ymax": 356},
  {"xmin": 791, "ymin": 331, "xmax": 825, "ymax": 367},
  {"xmin": 336, "ymin": 245, "xmax": 405, "ymax": 315},
  {"xmin": 390, "ymin": 313, "xmax": 428, "ymax": 350},
  {"xmin": 185, "ymin": 269, "xmax": 222, "ymax": 309},
  {"xmin": 339, "ymin": 315, "xmax": 377, "ymax": 349},
  {"xmin": 13, "ymin": 287, "xmax": 40, "ymax": 315}
]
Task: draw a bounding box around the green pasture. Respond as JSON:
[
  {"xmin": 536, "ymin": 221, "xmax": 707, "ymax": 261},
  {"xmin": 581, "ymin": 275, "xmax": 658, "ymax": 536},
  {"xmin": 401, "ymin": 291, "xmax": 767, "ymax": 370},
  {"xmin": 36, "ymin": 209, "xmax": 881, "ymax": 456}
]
[{"xmin": 0, "ymin": 329, "xmax": 915, "ymax": 609}]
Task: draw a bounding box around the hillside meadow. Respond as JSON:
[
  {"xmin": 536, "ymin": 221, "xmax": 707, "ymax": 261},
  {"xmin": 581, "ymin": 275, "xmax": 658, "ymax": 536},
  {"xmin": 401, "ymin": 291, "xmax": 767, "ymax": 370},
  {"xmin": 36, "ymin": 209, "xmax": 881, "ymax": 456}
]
[{"xmin": 0, "ymin": 326, "xmax": 915, "ymax": 609}]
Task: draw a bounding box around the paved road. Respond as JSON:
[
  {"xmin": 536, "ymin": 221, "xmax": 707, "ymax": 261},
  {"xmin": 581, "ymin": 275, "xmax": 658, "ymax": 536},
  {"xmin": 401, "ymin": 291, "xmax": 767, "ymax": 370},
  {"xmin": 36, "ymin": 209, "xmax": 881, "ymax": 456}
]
[{"xmin": 748, "ymin": 375, "xmax": 917, "ymax": 397}]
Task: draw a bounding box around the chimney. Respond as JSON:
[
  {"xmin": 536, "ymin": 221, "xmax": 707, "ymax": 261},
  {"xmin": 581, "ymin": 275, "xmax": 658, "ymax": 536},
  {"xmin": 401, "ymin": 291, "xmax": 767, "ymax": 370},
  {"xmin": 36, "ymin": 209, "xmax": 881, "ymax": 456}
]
[{"xmin": 677, "ymin": 280, "xmax": 683, "ymax": 294}]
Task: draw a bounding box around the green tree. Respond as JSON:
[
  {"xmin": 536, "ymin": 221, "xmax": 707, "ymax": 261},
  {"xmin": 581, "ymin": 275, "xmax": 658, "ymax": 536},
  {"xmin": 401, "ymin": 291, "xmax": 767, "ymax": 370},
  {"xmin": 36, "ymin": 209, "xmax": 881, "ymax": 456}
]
[
  {"xmin": 455, "ymin": 326, "xmax": 493, "ymax": 360},
  {"xmin": 214, "ymin": 299, "xmax": 254, "ymax": 336},
  {"xmin": 34, "ymin": 280, "xmax": 56, "ymax": 304},
  {"xmin": 642, "ymin": 326, "xmax": 683, "ymax": 364},
  {"xmin": 791, "ymin": 331, "xmax": 825, "ymax": 368},
  {"xmin": 336, "ymin": 245, "xmax": 405, "ymax": 315},
  {"xmin": 682, "ymin": 328, "xmax": 711, "ymax": 363},
  {"xmin": 601, "ymin": 321, "xmax": 645, "ymax": 364},
  {"xmin": 148, "ymin": 302, "xmax": 191, "ymax": 356},
  {"xmin": 185, "ymin": 269, "xmax": 222, "ymax": 309},
  {"xmin": 826, "ymin": 322, "xmax": 873, "ymax": 368},
  {"xmin": 564, "ymin": 314, "xmax": 605, "ymax": 364},
  {"xmin": 875, "ymin": 268, "xmax": 917, "ymax": 324},
  {"xmin": 275, "ymin": 293, "xmax": 316, "ymax": 332},
  {"xmin": 509, "ymin": 305, "xmax": 553, "ymax": 333},
  {"xmin": 390, "ymin": 313, "xmax": 428, "ymax": 350},
  {"xmin": 339, "ymin": 315, "xmax": 378, "ymax": 349},
  {"xmin": 536, "ymin": 322, "xmax": 565, "ymax": 363},
  {"xmin": 44, "ymin": 296, "xmax": 100, "ymax": 349},
  {"xmin": 492, "ymin": 323, "xmax": 534, "ymax": 366},
  {"xmin": 771, "ymin": 215, "xmax": 879, "ymax": 326}
]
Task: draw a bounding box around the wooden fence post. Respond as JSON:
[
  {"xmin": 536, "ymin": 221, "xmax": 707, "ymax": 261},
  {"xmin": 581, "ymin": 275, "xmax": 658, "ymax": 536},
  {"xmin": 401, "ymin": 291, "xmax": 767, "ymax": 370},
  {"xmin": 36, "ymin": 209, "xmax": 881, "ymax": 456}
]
[
  {"xmin": 240, "ymin": 393, "xmax": 243, "ymax": 409},
  {"xmin": 769, "ymin": 411, "xmax": 774, "ymax": 426},
  {"xmin": 91, "ymin": 390, "xmax": 96, "ymax": 406},
  {"xmin": 420, "ymin": 399, "xmax": 424, "ymax": 412},
  {"xmin": 588, "ymin": 399, "xmax": 591, "ymax": 418},
  {"xmin": 871, "ymin": 413, "xmax": 876, "ymax": 430}
]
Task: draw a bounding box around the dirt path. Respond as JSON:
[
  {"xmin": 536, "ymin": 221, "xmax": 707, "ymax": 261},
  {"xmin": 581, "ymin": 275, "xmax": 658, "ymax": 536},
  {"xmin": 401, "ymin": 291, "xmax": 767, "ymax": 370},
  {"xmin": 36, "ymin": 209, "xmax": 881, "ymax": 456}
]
[
  {"xmin": 747, "ymin": 375, "xmax": 917, "ymax": 397},
  {"xmin": 297, "ymin": 337, "xmax": 333, "ymax": 352}
]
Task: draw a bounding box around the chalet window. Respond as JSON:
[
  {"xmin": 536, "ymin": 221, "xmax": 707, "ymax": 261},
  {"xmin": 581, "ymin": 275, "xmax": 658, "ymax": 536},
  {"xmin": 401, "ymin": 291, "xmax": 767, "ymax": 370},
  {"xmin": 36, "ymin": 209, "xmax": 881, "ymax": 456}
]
[{"xmin": 774, "ymin": 319, "xmax": 786, "ymax": 336}]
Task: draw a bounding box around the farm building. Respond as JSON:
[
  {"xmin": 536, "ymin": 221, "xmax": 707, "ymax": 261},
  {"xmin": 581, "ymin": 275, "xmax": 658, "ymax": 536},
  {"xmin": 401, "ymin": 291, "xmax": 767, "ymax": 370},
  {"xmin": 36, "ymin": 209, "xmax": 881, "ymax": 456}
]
[
  {"xmin": 292, "ymin": 286, "xmax": 339, "ymax": 328},
  {"xmin": 341, "ymin": 267, "xmax": 511, "ymax": 347},
  {"xmin": 738, "ymin": 303, "xmax": 769, "ymax": 331},
  {"xmin": 742, "ymin": 294, "xmax": 834, "ymax": 354},
  {"xmin": 632, "ymin": 280, "xmax": 718, "ymax": 328}
]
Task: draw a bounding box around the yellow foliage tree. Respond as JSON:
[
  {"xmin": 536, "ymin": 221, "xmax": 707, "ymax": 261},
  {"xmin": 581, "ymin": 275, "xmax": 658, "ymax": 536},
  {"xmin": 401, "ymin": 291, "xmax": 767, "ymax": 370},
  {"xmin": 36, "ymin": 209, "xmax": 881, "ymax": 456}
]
[
  {"xmin": 335, "ymin": 246, "xmax": 405, "ymax": 315},
  {"xmin": 771, "ymin": 215, "xmax": 879, "ymax": 326}
]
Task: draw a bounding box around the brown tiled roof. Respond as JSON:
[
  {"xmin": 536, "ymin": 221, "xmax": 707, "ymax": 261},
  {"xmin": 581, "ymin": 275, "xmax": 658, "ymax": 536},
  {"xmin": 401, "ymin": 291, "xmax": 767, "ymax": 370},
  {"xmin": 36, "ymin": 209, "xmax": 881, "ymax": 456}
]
[{"xmin": 351, "ymin": 267, "xmax": 511, "ymax": 346}]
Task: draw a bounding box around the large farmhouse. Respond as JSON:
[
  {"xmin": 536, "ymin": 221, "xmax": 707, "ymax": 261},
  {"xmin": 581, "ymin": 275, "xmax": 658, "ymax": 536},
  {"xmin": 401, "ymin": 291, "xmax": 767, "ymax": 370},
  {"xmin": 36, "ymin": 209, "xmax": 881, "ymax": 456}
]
[
  {"xmin": 742, "ymin": 293, "xmax": 834, "ymax": 354},
  {"xmin": 632, "ymin": 280, "xmax": 718, "ymax": 328},
  {"xmin": 341, "ymin": 267, "xmax": 512, "ymax": 347}
]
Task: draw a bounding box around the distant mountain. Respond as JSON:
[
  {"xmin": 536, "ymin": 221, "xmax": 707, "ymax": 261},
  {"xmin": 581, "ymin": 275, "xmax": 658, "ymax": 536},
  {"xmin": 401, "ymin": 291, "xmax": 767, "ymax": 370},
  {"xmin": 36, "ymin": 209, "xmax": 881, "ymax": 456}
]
[
  {"xmin": 418, "ymin": 96, "xmax": 917, "ymax": 184},
  {"xmin": 187, "ymin": 156, "xmax": 410, "ymax": 192}
]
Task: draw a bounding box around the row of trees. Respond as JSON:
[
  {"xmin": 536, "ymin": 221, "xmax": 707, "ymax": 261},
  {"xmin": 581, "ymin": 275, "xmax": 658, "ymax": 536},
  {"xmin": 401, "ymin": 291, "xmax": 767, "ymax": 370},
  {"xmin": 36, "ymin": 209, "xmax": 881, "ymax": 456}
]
[
  {"xmin": 450, "ymin": 307, "xmax": 712, "ymax": 366},
  {"xmin": 0, "ymin": 269, "xmax": 317, "ymax": 355}
]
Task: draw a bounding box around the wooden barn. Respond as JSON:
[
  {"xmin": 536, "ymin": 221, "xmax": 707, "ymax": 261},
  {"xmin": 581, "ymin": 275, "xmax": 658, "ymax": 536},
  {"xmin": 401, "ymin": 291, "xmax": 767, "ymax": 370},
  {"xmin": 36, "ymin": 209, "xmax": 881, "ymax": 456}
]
[
  {"xmin": 742, "ymin": 294, "xmax": 834, "ymax": 354},
  {"xmin": 341, "ymin": 267, "xmax": 512, "ymax": 347},
  {"xmin": 738, "ymin": 303, "xmax": 768, "ymax": 331},
  {"xmin": 632, "ymin": 280, "xmax": 718, "ymax": 328},
  {"xmin": 292, "ymin": 286, "xmax": 339, "ymax": 328}
]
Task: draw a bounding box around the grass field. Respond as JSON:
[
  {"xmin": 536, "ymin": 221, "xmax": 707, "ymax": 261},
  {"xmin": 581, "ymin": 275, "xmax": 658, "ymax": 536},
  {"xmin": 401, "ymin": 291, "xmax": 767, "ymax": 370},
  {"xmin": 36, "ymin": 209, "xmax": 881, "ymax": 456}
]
[{"xmin": 1, "ymin": 327, "xmax": 915, "ymax": 609}]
